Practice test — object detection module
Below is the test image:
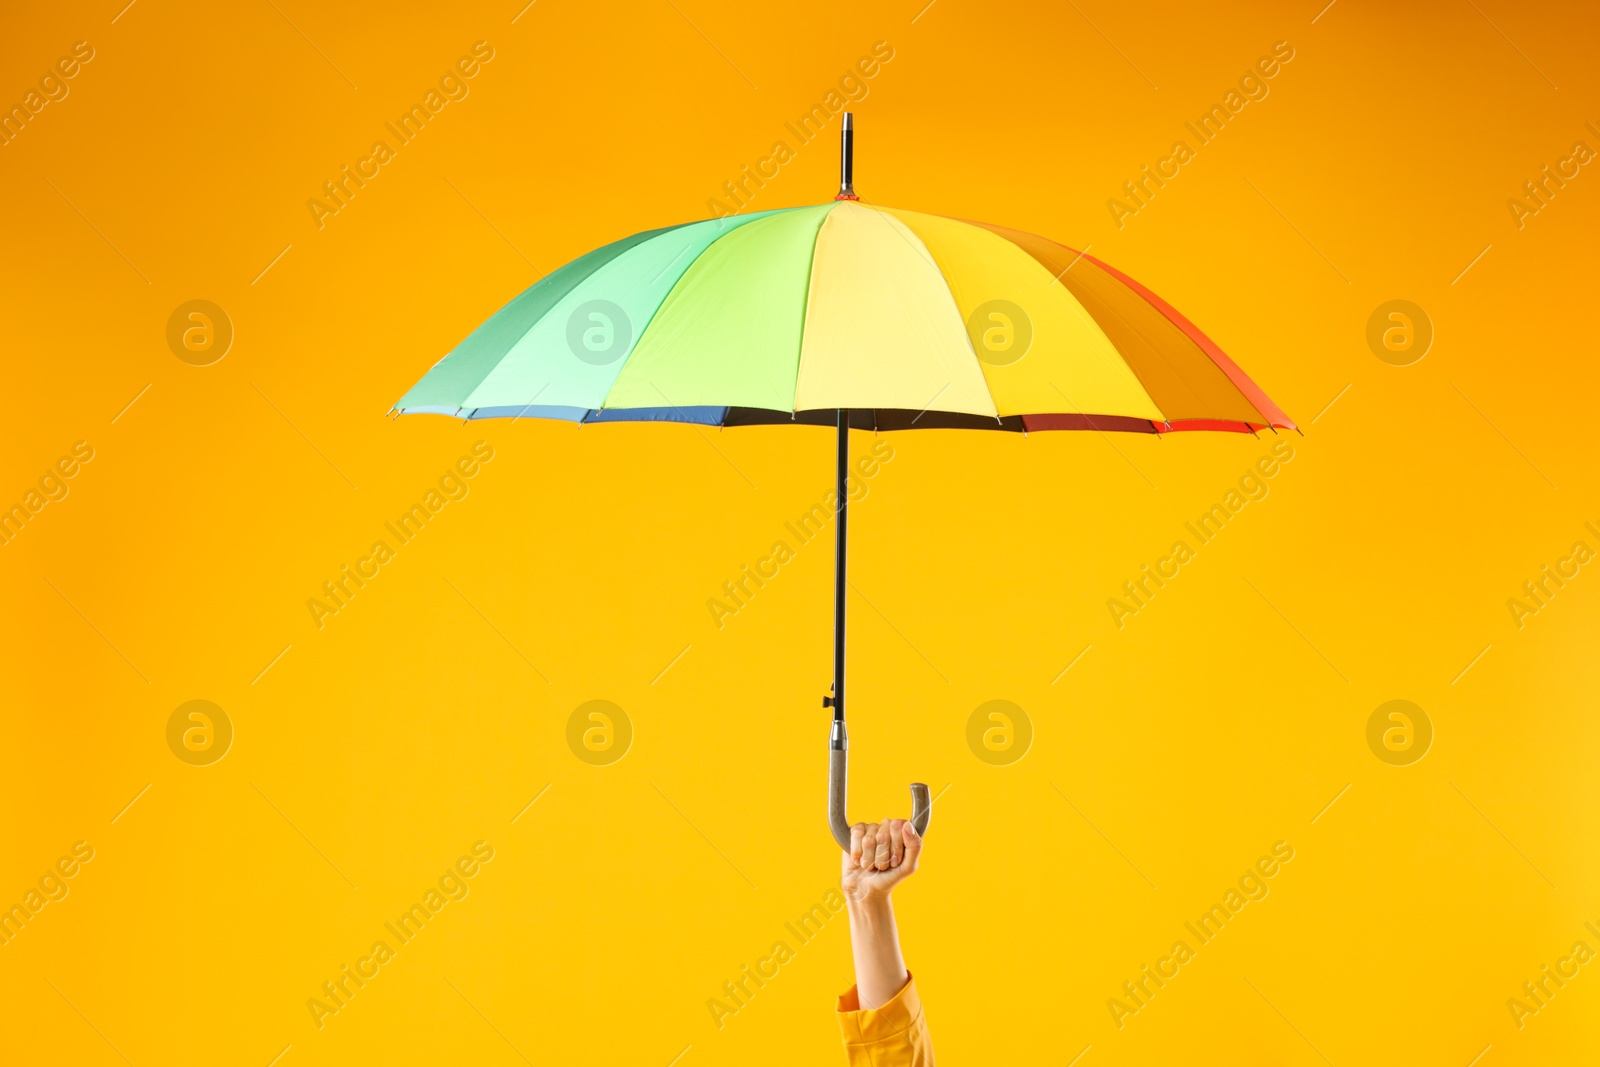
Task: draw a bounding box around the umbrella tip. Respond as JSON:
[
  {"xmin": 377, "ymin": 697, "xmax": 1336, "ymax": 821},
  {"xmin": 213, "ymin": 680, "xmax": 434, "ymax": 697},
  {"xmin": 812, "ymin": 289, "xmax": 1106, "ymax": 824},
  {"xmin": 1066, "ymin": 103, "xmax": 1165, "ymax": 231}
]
[{"xmin": 836, "ymin": 112, "xmax": 859, "ymax": 201}]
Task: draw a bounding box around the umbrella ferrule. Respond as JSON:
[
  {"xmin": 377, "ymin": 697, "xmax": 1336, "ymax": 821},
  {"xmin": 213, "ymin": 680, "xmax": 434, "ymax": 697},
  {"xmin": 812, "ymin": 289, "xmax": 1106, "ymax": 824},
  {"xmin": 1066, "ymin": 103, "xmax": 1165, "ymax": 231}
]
[
  {"xmin": 830, "ymin": 721, "xmax": 848, "ymax": 751},
  {"xmin": 836, "ymin": 112, "xmax": 858, "ymax": 200}
]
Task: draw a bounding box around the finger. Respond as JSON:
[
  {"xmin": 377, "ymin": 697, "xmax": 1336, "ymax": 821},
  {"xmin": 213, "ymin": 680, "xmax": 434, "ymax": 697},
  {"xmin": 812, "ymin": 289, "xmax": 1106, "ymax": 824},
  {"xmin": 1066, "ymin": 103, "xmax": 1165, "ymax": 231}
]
[
  {"xmin": 849, "ymin": 823, "xmax": 867, "ymax": 866},
  {"xmin": 887, "ymin": 819, "xmax": 906, "ymax": 868},
  {"xmin": 873, "ymin": 823, "xmax": 892, "ymax": 870},
  {"xmin": 900, "ymin": 820, "xmax": 922, "ymax": 874},
  {"xmin": 857, "ymin": 824, "xmax": 877, "ymax": 869}
]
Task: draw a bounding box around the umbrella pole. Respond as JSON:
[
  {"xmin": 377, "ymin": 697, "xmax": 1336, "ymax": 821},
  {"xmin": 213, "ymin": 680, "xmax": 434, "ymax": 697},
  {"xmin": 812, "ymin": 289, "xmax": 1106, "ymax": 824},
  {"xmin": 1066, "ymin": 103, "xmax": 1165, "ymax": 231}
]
[
  {"xmin": 833, "ymin": 407, "xmax": 849, "ymax": 733},
  {"xmin": 828, "ymin": 409, "xmax": 852, "ymax": 848},
  {"xmin": 828, "ymin": 124, "xmax": 855, "ymax": 848},
  {"xmin": 827, "ymin": 409, "xmax": 932, "ymax": 849}
]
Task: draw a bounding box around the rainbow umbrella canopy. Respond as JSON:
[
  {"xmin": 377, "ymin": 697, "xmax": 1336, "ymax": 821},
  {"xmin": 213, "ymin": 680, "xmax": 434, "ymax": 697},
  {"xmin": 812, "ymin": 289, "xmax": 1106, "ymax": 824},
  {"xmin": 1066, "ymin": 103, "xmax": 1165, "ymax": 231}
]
[
  {"xmin": 396, "ymin": 193, "xmax": 1294, "ymax": 434},
  {"xmin": 396, "ymin": 115, "xmax": 1294, "ymax": 846}
]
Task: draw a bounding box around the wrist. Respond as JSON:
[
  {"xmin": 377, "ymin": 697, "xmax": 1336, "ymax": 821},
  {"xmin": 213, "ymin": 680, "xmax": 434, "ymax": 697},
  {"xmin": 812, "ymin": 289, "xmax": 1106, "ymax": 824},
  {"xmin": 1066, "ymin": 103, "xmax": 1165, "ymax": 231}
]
[{"xmin": 845, "ymin": 887, "xmax": 895, "ymax": 919}]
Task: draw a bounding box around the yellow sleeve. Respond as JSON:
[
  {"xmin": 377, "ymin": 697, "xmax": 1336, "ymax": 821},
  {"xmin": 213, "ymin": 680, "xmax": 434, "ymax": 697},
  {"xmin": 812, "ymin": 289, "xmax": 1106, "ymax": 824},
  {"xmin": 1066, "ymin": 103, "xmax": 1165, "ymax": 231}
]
[{"xmin": 836, "ymin": 973, "xmax": 935, "ymax": 1066}]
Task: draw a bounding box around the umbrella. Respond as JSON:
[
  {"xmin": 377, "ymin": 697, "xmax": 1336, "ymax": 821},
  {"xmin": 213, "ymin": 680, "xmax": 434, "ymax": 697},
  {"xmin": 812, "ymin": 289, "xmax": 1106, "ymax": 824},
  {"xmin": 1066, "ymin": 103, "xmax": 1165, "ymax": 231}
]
[{"xmin": 394, "ymin": 114, "xmax": 1295, "ymax": 848}]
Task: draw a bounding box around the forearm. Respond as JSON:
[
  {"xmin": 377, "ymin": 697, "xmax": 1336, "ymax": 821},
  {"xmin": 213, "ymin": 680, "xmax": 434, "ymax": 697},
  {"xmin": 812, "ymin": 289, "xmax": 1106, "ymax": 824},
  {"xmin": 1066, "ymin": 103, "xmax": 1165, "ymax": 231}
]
[{"xmin": 846, "ymin": 893, "xmax": 908, "ymax": 1009}]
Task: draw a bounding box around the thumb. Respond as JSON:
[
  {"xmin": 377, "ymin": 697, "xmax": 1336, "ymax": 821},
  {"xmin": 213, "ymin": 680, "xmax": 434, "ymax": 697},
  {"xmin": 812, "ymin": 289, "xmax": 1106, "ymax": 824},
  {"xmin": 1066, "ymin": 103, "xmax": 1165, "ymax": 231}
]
[{"xmin": 900, "ymin": 821, "xmax": 922, "ymax": 872}]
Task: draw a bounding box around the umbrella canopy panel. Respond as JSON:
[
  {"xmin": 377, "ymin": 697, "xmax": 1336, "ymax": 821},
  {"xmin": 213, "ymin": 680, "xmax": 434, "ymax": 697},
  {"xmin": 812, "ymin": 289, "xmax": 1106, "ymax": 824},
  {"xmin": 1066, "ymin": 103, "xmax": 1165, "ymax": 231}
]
[{"xmin": 396, "ymin": 200, "xmax": 1295, "ymax": 434}]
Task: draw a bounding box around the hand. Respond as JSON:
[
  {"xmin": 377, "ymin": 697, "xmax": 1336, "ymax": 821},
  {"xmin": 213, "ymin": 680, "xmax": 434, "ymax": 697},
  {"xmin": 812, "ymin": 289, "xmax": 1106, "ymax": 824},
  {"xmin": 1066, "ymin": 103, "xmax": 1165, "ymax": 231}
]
[{"xmin": 841, "ymin": 819, "xmax": 922, "ymax": 904}]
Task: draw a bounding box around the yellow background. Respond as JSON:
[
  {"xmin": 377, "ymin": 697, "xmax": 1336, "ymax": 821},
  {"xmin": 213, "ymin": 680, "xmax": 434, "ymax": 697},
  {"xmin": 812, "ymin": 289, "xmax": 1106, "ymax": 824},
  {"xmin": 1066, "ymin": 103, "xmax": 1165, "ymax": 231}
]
[{"xmin": 3, "ymin": 0, "xmax": 1598, "ymax": 1063}]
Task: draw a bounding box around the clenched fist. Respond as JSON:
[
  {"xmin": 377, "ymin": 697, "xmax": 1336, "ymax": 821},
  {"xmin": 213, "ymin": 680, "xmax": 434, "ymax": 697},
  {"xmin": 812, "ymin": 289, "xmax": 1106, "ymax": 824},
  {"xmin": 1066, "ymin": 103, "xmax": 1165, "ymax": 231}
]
[{"xmin": 841, "ymin": 818, "xmax": 923, "ymax": 904}]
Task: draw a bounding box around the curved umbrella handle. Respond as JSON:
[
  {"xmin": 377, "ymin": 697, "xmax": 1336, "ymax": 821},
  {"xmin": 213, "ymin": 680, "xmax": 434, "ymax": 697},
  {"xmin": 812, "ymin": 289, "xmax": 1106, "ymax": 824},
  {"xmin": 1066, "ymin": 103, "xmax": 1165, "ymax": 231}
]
[{"xmin": 828, "ymin": 722, "xmax": 932, "ymax": 850}]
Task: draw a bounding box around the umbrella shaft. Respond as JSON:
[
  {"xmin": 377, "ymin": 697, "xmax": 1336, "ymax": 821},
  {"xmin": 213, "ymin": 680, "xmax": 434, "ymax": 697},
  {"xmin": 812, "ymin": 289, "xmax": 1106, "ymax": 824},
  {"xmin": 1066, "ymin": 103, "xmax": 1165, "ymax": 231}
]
[{"xmin": 833, "ymin": 408, "xmax": 849, "ymax": 726}]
